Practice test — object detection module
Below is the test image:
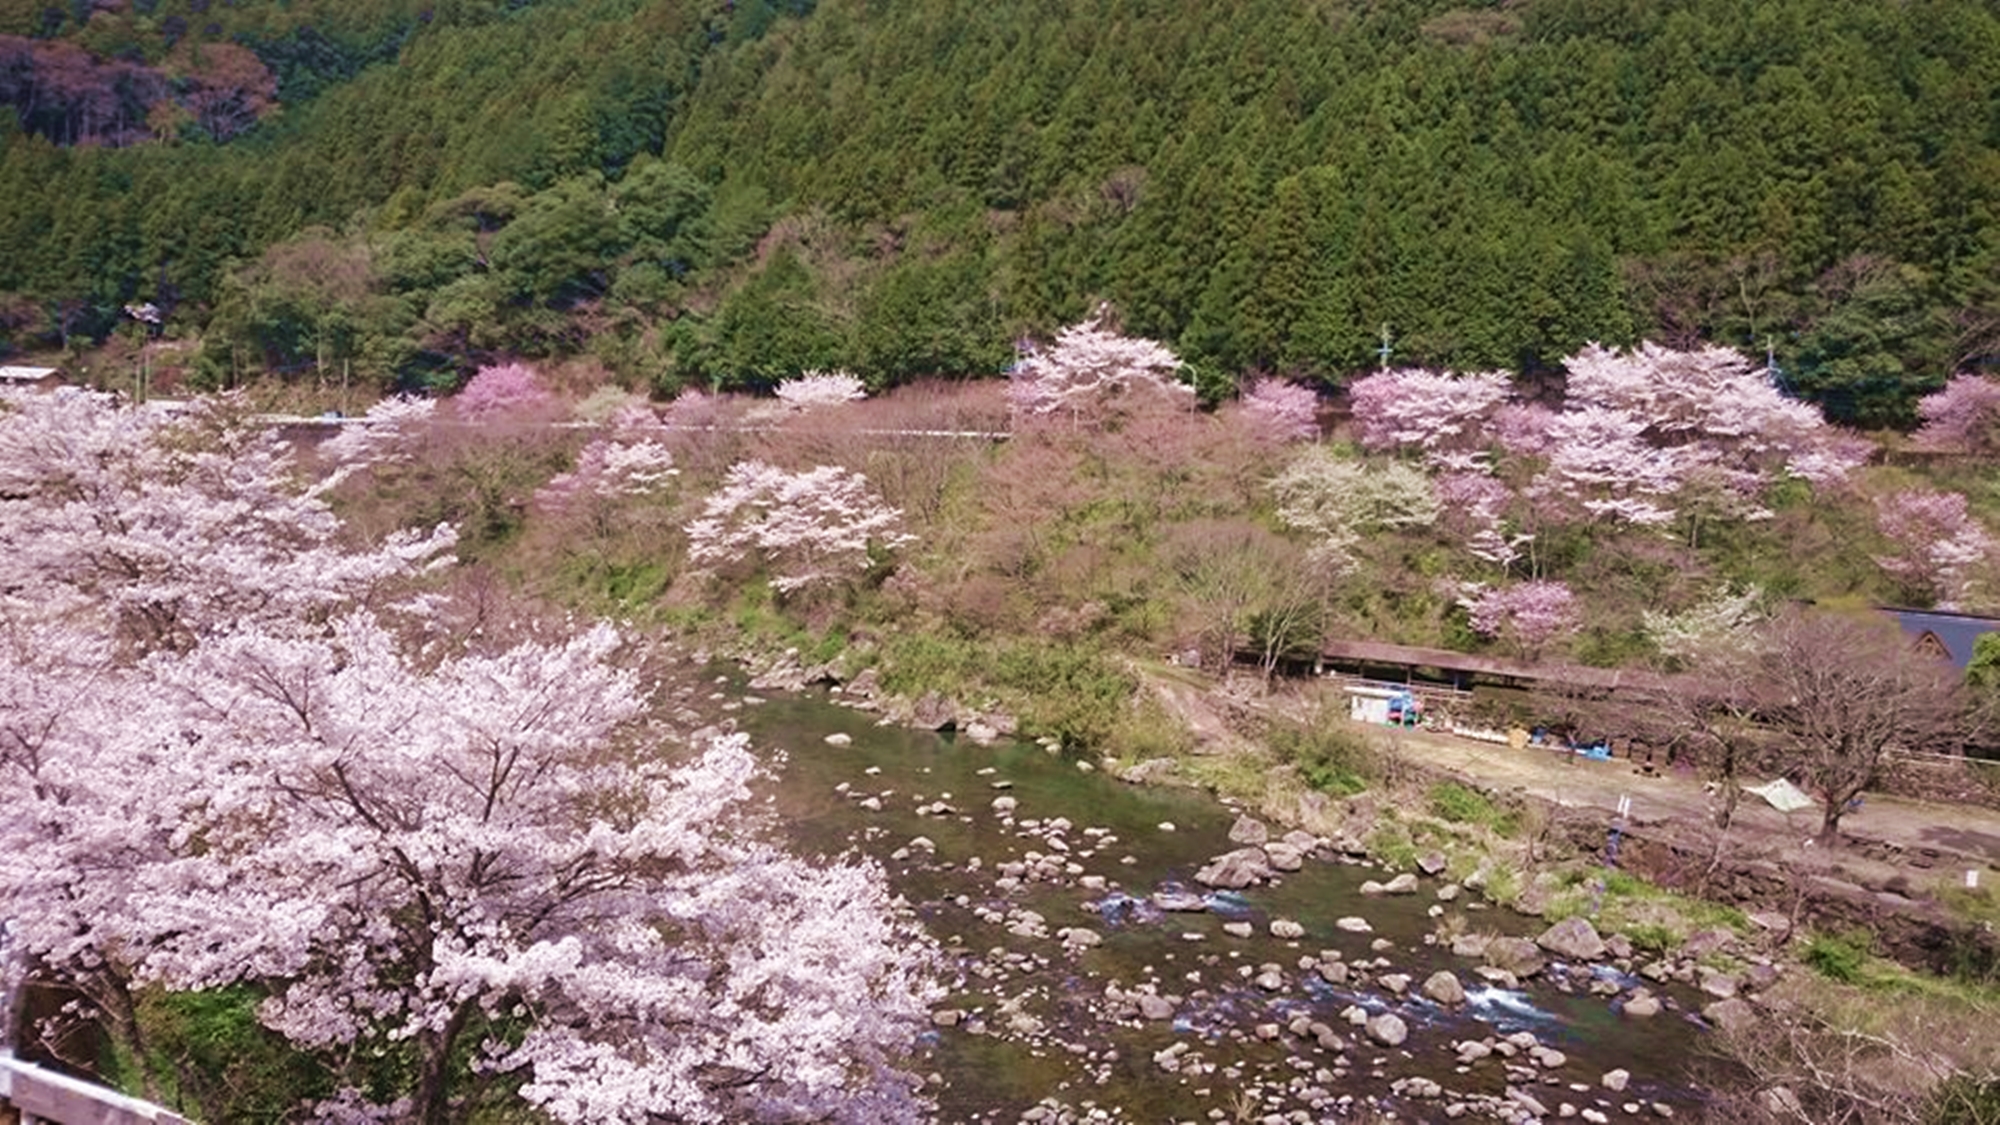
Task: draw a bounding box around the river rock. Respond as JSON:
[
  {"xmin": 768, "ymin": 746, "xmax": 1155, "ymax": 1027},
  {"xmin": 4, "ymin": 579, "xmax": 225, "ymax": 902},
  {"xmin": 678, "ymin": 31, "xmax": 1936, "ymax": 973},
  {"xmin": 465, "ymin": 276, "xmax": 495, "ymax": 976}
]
[
  {"xmin": 824, "ymin": 732, "xmax": 852, "ymax": 746},
  {"xmin": 1230, "ymin": 814, "xmax": 1270, "ymax": 845},
  {"xmin": 1137, "ymin": 993, "xmax": 1177, "ymax": 1020},
  {"xmin": 1336, "ymin": 916, "xmax": 1373, "ymax": 933},
  {"xmin": 1223, "ymin": 921, "xmax": 1254, "ymax": 938},
  {"xmin": 1264, "ymin": 842, "xmax": 1306, "ymax": 871},
  {"xmin": 964, "ymin": 720, "xmax": 1000, "ymax": 744},
  {"xmin": 1437, "ymin": 883, "xmax": 1461, "ymax": 902},
  {"xmin": 1418, "ymin": 851, "xmax": 1449, "ymax": 876},
  {"xmin": 1603, "ymin": 1068, "xmax": 1630, "ymax": 1092},
  {"xmin": 1537, "ymin": 917, "xmax": 1609, "ymax": 961},
  {"xmin": 1119, "ymin": 758, "xmax": 1180, "ymax": 785},
  {"xmin": 1270, "ymin": 918, "xmax": 1306, "ymax": 940},
  {"xmin": 1622, "ymin": 991, "xmax": 1662, "ymax": 1018},
  {"xmin": 1423, "ymin": 970, "xmax": 1467, "ymax": 1005},
  {"xmin": 991, "ymin": 795, "xmax": 1017, "ymax": 814},
  {"xmin": 932, "ymin": 1008, "xmax": 963, "ymax": 1027},
  {"xmin": 1449, "ymin": 933, "xmax": 1490, "ymax": 959},
  {"xmin": 1317, "ymin": 960, "xmax": 1351, "ymax": 984},
  {"xmin": 1484, "ymin": 936, "xmax": 1546, "ymax": 977},
  {"xmin": 1702, "ymin": 997, "xmax": 1757, "ymax": 1033},
  {"xmin": 1699, "ymin": 969, "xmax": 1740, "ymax": 999},
  {"xmin": 1195, "ymin": 846, "xmax": 1274, "ymax": 889},
  {"xmin": 1682, "ymin": 927, "xmax": 1738, "ymax": 958},
  {"xmin": 1379, "ymin": 973, "xmax": 1411, "ymax": 994},
  {"xmin": 1365, "ymin": 1013, "xmax": 1409, "ymax": 1047},
  {"xmin": 1059, "ymin": 926, "xmax": 1102, "ymax": 949},
  {"xmin": 845, "ymin": 667, "xmax": 880, "ymax": 698},
  {"xmin": 1152, "ymin": 890, "xmax": 1207, "ymax": 912},
  {"xmin": 1383, "ymin": 872, "xmax": 1421, "ymax": 894},
  {"xmin": 910, "ymin": 692, "xmax": 959, "ymax": 730}
]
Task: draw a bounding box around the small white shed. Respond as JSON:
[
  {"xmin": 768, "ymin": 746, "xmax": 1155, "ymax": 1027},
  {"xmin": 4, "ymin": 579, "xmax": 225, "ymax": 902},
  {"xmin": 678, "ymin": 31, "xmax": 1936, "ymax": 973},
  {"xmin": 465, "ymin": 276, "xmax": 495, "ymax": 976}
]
[{"xmin": 1344, "ymin": 685, "xmax": 1403, "ymax": 725}]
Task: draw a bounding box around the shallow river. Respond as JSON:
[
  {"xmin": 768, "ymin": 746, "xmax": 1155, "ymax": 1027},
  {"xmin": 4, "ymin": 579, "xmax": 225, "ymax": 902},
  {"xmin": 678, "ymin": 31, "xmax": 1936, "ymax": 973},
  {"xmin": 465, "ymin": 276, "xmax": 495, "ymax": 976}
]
[{"xmin": 735, "ymin": 687, "xmax": 1709, "ymax": 1123}]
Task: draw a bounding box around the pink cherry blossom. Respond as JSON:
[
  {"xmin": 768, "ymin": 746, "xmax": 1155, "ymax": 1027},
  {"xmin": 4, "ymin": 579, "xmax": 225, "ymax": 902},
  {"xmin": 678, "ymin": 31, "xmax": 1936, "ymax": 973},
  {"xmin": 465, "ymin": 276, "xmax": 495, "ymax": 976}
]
[
  {"xmin": 1240, "ymin": 379, "xmax": 1319, "ymax": 442},
  {"xmin": 1913, "ymin": 374, "xmax": 2000, "ymax": 455},
  {"xmin": 1008, "ymin": 311, "xmax": 1188, "ymax": 423},
  {"xmin": 455, "ymin": 361, "xmax": 553, "ymax": 421}
]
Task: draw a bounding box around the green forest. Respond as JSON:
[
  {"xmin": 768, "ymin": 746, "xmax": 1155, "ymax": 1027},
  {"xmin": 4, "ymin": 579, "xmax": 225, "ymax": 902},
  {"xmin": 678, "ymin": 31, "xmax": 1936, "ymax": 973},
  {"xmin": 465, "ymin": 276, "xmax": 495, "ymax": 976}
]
[{"xmin": 2, "ymin": 0, "xmax": 1998, "ymax": 425}]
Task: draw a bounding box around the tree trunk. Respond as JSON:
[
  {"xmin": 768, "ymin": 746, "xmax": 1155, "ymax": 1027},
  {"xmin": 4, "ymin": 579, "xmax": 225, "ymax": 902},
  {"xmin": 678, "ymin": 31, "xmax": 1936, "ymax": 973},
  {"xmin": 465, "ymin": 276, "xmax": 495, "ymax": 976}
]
[
  {"xmin": 1818, "ymin": 802, "xmax": 1844, "ymax": 845},
  {"xmin": 414, "ymin": 1005, "xmax": 471, "ymax": 1125}
]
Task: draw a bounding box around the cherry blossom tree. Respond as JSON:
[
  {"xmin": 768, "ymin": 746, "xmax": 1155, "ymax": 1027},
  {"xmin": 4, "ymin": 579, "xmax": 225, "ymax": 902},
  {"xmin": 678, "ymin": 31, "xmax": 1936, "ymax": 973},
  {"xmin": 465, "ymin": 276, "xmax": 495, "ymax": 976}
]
[
  {"xmin": 1271, "ymin": 448, "xmax": 1437, "ymax": 571},
  {"xmin": 455, "ymin": 361, "xmax": 554, "ymax": 421},
  {"xmin": 0, "ymin": 390, "xmax": 454, "ymax": 652},
  {"xmin": 1345, "ymin": 367, "xmax": 1510, "ymax": 467},
  {"xmin": 1874, "ymin": 489, "xmax": 1998, "ymax": 609},
  {"xmin": 1913, "ymin": 374, "xmax": 2000, "ymax": 455},
  {"xmin": 116, "ymin": 613, "xmax": 939, "ymax": 1124},
  {"xmin": 1489, "ymin": 402, "xmax": 1559, "ymax": 457},
  {"xmin": 686, "ymin": 461, "xmax": 915, "ymax": 593},
  {"xmin": 1641, "ymin": 585, "xmax": 1767, "ymax": 666},
  {"xmin": 534, "ymin": 407, "xmax": 679, "ymax": 515},
  {"xmin": 1461, "ymin": 580, "xmax": 1579, "ymax": 659},
  {"xmin": 1559, "ymin": 341, "xmax": 1870, "ymax": 489},
  {"xmin": 1007, "ymin": 311, "xmax": 1188, "ymax": 424},
  {"xmin": 1531, "ymin": 404, "xmax": 1691, "ymax": 526},
  {"xmin": 1239, "ymin": 379, "xmax": 1319, "ymax": 442},
  {"xmin": 318, "ymin": 395, "xmax": 438, "ymax": 468},
  {"xmin": 1433, "ymin": 472, "xmax": 1527, "ymax": 567},
  {"xmin": 775, "ymin": 369, "xmax": 868, "ymax": 411}
]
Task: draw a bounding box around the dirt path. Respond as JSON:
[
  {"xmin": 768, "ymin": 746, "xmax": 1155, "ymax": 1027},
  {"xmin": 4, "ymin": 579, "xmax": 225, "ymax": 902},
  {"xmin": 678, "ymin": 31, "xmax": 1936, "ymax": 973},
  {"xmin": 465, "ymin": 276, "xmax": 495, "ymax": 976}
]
[{"xmin": 1379, "ymin": 723, "xmax": 2000, "ymax": 886}]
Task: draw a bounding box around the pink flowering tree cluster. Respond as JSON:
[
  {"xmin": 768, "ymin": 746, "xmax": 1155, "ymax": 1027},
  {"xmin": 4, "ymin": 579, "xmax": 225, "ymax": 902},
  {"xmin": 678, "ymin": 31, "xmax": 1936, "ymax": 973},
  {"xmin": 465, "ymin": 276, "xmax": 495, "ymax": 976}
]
[
  {"xmin": 1341, "ymin": 344, "xmax": 1871, "ymax": 572},
  {"xmin": 1239, "ymin": 379, "xmax": 1319, "ymax": 443},
  {"xmin": 1460, "ymin": 580, "xmax": 1580, "ymax": 658},
  {"xmin": 686, "ymin": 461, "xmax": 915, "ymax": 594},
  {"xmin": 1874, "ymin": 489, "xmax": 1998, "ymax": 608},
  {"xmin": 776, "ymin": 369, "xmax": 868, "ymax": 411},
  {"xmin": 454, "ymin": 360, "xmax": 554, "ymax": 421},
  {"xmin": 1348, "ymin": 367, "xmax": 1510, "ymax": 470},
  {"xmin": 1545, "ymin": 342, "xmax": 1870, "ymax": 525},
  {"xmin": 0, "ymin": 391, "xmax": 941, "ymax": 1122},
  {"xmin": 534, "ymin": 407, "xmax": 679, "ymax": 516},
  {"xmin": 1007, "ymin": 311, "xmax": 1189, "ymax": 425},
  {"xmin": 1913, "ymin": 374, "xmax": 2000, "ymax": 456}
]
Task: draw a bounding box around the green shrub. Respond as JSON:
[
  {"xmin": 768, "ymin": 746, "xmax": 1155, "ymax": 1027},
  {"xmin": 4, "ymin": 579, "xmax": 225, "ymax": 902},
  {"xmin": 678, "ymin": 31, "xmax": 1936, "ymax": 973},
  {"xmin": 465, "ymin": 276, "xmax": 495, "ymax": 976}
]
[
  {"xmin": 1805, "ymin": 932, "xmax": 1872, "ymax": 984},
  {"xmin": 1427, "ymin": 782, "xmax": 1518, "ymax": 834},
  {"xmin": 1268, "ymin": 719, "xmax": 1378, "ymax": 796},
  {"xmin": 1624, "ymin": 924, "xmax": 1676, "ymax": 956}
]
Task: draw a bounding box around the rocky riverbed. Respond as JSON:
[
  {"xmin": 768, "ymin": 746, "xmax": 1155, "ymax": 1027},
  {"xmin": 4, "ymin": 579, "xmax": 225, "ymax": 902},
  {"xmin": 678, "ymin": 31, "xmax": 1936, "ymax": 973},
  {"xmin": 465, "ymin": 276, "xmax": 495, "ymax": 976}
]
[{"xmin": 726, "ymin": 680, "xmax": 1775, "ymax": 1123}]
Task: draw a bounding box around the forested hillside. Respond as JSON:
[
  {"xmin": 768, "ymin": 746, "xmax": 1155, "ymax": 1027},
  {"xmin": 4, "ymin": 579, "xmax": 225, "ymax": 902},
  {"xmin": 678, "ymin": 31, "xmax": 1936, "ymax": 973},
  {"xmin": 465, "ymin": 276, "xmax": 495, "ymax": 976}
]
[{"xmin": 1, "ymin": 0, "xmax": 1997, "ymax": 423}]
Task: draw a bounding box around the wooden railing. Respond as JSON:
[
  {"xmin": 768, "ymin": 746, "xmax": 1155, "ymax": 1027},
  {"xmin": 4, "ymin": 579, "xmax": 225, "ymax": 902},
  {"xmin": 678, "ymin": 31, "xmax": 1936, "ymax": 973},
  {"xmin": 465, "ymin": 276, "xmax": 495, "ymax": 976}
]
[{"xmin": 0, "ymin": 1052, "xmax": 190, "ymax": 1124}]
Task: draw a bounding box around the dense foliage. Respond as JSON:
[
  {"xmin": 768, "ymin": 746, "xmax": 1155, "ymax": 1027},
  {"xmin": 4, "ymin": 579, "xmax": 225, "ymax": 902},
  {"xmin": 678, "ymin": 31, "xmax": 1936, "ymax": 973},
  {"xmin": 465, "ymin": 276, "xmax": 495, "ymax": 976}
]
[{"xmin": 0, "ymin": 0, "xmax": 1996, "ymax": 420}]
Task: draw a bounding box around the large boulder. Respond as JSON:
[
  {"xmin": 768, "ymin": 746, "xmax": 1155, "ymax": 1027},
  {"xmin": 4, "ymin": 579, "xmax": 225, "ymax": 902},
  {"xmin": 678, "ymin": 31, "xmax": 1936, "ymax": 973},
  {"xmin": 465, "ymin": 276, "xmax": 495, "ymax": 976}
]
[
  {"xmin": 1536, "ymin": 917, "xmax": 1609, "ymax": 962},
  {"xmin": 1702, "ymin": 997, "xmax": 1758, "ymax": 1034},
  {"xmin": 1229, "ymin": 814, "xmax": 1270, "ymax": 845},
  {"xmin": 1484, "ymin": 936, "xmax": 1547, "ymax": 978},
  {"xmin": 1366, "ymin": 1012, "xmax": 1409, "ymax": 1047},
  {"xmin": 1422, "ymin": 970, "xmax": 1467, "ymax": 1005},
  {"xmin": 1196, "ymin": 846, "xmax": 1275, "ymax": 889}
]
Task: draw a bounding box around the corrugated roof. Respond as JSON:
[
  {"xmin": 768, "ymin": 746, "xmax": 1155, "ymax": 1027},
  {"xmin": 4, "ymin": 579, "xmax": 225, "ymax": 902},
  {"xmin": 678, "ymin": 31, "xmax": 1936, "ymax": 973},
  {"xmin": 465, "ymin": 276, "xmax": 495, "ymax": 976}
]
[
  {"xmin": 1881, "ymin": 607, "xmax": 2000, "ymax": 670},
  {"xmin": 0, "ymin": 366, "xmax": 58, "ymax": 381}
]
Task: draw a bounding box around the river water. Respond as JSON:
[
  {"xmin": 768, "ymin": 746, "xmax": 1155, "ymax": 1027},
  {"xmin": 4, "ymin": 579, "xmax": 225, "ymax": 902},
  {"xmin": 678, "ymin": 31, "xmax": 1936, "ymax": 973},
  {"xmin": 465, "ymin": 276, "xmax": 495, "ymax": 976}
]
[{"xmin": 735, "ymin": 687, "xmax": 1709, "ymax": 1123}]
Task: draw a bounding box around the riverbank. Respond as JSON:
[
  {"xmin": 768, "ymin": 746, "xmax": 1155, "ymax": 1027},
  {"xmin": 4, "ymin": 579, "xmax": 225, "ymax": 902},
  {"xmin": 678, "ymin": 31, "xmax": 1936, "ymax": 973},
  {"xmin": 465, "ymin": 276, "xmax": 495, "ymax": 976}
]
[{"xmin": 732, "ymin": 640, "xmax": 2000, "ymax": 1121}]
